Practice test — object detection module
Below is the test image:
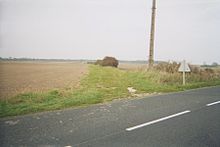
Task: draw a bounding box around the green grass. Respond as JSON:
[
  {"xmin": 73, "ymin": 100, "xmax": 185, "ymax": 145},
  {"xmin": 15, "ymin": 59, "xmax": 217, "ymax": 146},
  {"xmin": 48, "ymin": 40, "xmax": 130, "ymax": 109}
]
[{"xmin": 1, "ymin": 65, "xmax": 220, "ymax": 117}]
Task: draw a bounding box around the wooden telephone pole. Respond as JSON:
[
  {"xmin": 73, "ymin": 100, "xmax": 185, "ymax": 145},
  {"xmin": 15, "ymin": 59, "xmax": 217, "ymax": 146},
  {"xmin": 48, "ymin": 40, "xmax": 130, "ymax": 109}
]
[{"xmin": 148, "ymin": 0, "xmax": 156, "ymax": 67}]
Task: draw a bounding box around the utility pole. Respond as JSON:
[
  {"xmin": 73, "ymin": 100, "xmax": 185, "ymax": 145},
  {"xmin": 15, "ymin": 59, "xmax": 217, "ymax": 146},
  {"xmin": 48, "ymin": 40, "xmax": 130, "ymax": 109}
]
[{"xmin": 148, "ymin": 0, "xmax": 156, "ymax": 67}]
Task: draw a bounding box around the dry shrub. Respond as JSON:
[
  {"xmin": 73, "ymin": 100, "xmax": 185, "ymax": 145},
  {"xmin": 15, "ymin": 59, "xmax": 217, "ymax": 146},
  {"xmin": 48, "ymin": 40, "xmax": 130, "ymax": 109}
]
[
  {"xmin": 186, "ymin": 66, "xmax": 220, "ymax": 81},
  {"xmin": 157, "ymin": 71, "xmax": 181, "ymax": 84},
  {"xmin": 95, "ymin": 56, "xmax": 119, "ymax": 68},
  {"xmin": 95, "ymin": 60, "xmax": 103, "ymax": 65},
  {"xmin": 148, "ymin": 61, "xmax": 220, "ymax": 84},
  {"xmin": 199, "ymin": 68, "xmax": 217, "ymax": 80},
  {"xmin": 145, "ymin": 62, "xmax": 181, "ymax": 84},
  {"xmin": 189, "ymin": 65, "xmax": 201, "ymax": 74},
  {"xmin": 189, "ymin": 65, "xmax": 219, "ymax": 81},
  {"xmin": 154, "ymin": 62, "xmax": 180, "ymax": 73},
  {"xmin": 204, "ymin": 68, "xmax": 214, "ymax": 74},
  {"xmin": 189, "ymin": 65, "xmax": 216, "ymax": 75}
]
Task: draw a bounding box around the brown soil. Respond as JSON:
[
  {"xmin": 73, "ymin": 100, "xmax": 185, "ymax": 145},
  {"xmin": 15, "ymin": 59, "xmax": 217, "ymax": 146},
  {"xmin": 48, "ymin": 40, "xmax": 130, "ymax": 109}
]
[{"xmin": 0, "ymin": 61, "xmax": 88, "ymax": 99}]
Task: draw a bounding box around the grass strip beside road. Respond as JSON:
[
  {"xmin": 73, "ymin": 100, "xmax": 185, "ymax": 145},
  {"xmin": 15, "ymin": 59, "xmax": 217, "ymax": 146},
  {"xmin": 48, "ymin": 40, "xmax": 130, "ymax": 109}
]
[{"xmin": 1, "ymin": 65, "xmax": 220, "ymax": 117}]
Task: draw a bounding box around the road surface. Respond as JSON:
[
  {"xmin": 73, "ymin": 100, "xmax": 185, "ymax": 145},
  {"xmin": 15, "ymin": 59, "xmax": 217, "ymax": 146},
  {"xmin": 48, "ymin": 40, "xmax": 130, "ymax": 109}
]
[{"xmin": 1, "ymin": 86, "xmax": 220, "ymax": 146}]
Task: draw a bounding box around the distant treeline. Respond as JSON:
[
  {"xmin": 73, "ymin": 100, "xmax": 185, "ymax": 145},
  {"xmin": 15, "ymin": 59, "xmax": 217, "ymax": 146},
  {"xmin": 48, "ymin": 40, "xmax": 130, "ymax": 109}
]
[
  {"xmin": 0, "ymin": 57, "xmax": 163, "ymax": 64},
  {"xmin": 0, "ymin": 57, "xmax": 93, "ymax": 62},
  {"xmin": 201, "ymin": 64, "xmax": 219, "ymax": 68},
  {"xmin": 3, "ymin": 57, "xmax": 210, "ymax": 66}
]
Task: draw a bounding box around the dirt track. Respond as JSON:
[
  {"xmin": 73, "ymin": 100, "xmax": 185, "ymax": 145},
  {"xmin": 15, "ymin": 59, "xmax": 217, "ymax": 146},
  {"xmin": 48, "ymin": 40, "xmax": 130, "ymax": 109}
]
[{"xmin": 0, "ymin": 61, "xmax": 88, "ymax": 99}]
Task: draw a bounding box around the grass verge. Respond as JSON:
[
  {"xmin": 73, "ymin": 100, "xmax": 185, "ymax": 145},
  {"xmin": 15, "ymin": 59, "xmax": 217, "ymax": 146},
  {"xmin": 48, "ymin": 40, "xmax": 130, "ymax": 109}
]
[{"xmin": 1, "ymin": 65, "xmax": 220, "ymax": 117}]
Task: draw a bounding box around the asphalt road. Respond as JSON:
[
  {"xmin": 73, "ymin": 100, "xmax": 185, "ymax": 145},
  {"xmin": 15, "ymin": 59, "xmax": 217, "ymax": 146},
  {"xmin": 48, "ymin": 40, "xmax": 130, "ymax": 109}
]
[{"xmin": 0, "ymin": 86, "xmax": 220, "ymax": 147}]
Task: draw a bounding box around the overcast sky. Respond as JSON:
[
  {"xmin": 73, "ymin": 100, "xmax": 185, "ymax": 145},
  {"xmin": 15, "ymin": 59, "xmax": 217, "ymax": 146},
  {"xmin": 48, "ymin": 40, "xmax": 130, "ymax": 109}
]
[{"xmin": 0, "ymin": 0, "xmax": 220, "ymax": 64}]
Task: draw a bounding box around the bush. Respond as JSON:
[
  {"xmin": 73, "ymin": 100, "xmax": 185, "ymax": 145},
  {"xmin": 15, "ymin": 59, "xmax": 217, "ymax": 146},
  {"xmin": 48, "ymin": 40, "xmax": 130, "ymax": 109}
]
[
  {"xmin": 204, "ymin": 68, "xmax": 214, "ymax": 74},
  {"xmin": 154, "ymin": 62, "xmax": 180, "ymax": 73},
  {"xmin": 95, "ymin": 56, "xmax": 119, "ymax": 68},
  {"xmin": 95, "ymin": 60, "xmax": 103, "ymax": 65},
  {"xmin": 189, "ymin": 65, "xmax": 201, "ymax": 74}
]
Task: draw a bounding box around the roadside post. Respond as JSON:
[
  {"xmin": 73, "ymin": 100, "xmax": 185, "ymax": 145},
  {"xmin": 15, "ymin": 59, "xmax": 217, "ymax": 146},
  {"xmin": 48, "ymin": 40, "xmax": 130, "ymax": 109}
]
[{"xmin": 178, "ymin": 60, "xmax": 191, "ymax": 85}]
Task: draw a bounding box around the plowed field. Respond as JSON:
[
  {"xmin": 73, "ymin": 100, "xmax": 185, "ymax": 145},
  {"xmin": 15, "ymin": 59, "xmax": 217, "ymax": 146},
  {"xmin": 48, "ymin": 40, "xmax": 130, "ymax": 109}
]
[{"xmin": 0, "ymin": 61, "xmax": 88, "ymax": 99}]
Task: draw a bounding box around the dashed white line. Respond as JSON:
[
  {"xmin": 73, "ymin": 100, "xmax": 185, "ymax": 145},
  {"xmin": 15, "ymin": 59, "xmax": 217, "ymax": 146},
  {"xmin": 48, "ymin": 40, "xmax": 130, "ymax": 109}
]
[
  {"xmin": 206, "ymin": 101, "xmax": 220, "ymax": 107},
  {"xmin": 126, "ymin": 110, "xmax": 191, "ymax": 131}
]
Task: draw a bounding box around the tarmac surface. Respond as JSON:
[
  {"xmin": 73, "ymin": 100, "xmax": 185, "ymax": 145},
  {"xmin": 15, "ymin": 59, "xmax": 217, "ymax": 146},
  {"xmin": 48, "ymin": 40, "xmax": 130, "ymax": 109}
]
[{"xmin": 1, "ymin": 86, "xmax": 220, "ymax": 147}]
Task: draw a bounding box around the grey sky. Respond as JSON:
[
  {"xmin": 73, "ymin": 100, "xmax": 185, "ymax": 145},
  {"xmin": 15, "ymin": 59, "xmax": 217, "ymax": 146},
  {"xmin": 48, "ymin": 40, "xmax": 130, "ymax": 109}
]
[{"xmin": 0, "ymin": 0, "xmax": 220, "ymax": 64}]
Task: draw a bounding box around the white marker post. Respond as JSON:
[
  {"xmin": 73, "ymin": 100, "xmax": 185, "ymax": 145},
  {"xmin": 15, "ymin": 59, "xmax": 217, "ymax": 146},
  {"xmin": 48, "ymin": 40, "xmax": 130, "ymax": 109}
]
[{"xmin": 178, "ymin": 60, "xmax": 191, "ymax": 85}]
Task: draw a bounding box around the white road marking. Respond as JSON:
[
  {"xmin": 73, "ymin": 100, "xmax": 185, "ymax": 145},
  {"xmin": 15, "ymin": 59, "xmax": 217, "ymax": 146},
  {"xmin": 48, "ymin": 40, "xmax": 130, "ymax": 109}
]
[
  {"xmin": 206, "ymin": 101, "xmax": 220, "ymax": 106},
  {"xmin": 126, "ymin": 110, "xmax": 191, "ymax": 131}
]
